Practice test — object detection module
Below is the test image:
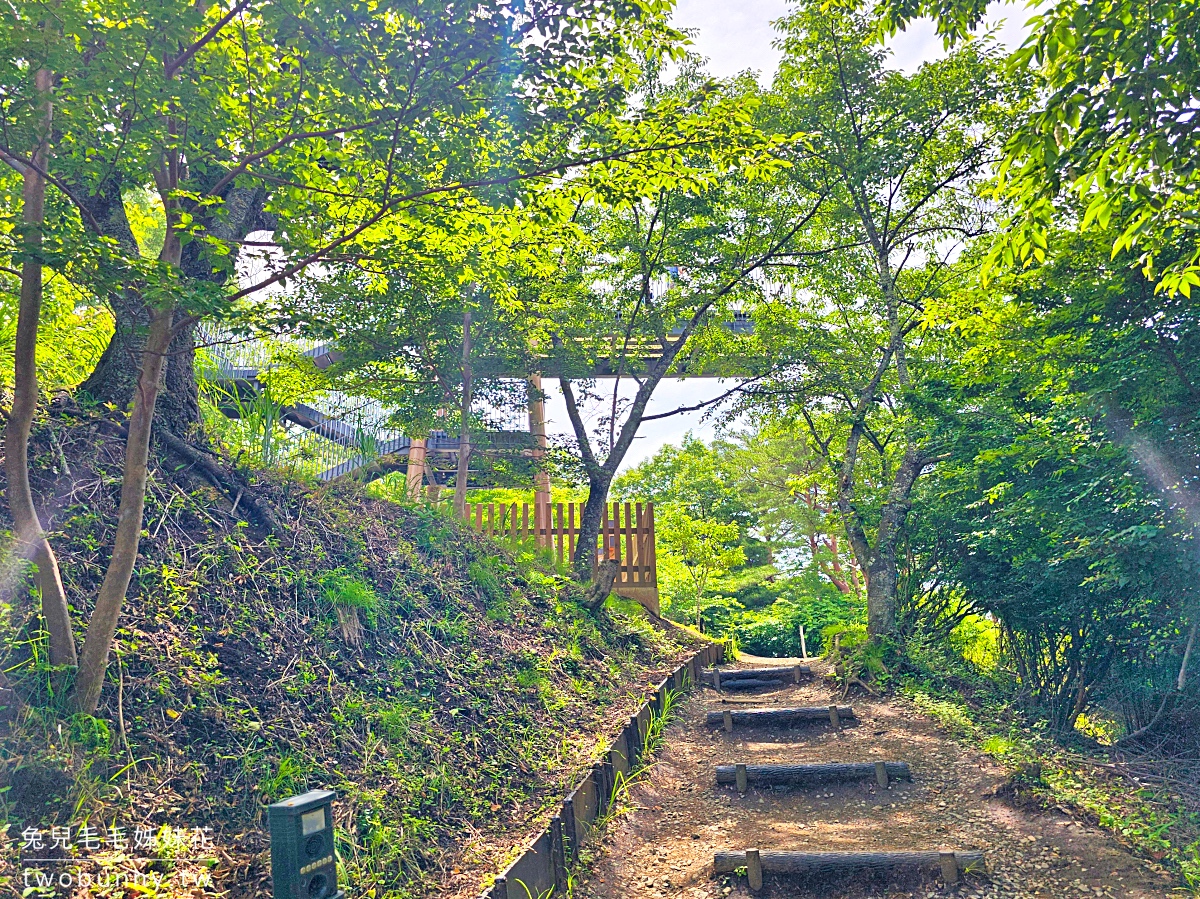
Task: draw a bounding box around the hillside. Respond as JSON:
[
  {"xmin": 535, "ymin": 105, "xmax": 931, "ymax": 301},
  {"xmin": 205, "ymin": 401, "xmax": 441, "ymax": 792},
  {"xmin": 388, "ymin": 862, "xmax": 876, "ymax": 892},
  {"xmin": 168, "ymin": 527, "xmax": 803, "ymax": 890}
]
[{"xmin": 0, "ymin": 410, "xmax": 699, "ymax": 898}]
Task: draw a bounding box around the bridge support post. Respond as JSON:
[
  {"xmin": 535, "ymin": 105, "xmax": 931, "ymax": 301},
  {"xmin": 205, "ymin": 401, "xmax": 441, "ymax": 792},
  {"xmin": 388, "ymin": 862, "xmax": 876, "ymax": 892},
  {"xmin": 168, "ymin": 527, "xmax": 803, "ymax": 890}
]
[
  {"xmin": 529, "ymin": 374, "xmax": 551, "ymax": 545},
  {"xmin": 406, "ymin": 438, "xmax": 427, "ymax": 501}
]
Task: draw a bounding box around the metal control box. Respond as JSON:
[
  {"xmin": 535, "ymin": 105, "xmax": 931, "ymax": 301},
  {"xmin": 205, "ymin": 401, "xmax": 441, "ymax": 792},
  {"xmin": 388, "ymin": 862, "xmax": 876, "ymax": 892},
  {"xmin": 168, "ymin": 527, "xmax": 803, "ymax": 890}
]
[{"xmin": 268, "ymin": 789, "xmax": 344, "ymax": 899}]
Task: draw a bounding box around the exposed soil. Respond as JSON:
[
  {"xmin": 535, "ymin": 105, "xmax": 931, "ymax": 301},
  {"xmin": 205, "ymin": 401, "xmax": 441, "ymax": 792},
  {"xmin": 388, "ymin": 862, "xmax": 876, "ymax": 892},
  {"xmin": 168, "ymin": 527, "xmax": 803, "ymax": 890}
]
[{"xmin": 573, "ymin": 663, "xmax": 1182, "ymax": 899}]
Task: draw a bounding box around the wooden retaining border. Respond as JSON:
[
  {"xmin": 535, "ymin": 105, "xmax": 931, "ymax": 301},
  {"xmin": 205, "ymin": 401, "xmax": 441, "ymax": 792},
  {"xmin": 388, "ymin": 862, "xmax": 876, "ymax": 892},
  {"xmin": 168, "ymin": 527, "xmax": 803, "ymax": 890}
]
[
  {"xmin": 702, "ymin": 665, "xmax": 812, "ymax": 691},
  {"xmin": 706, "ymin": 706, "xmax": 855, "ymax": 731},
  {"xmin": 713, "ymin": 849, "xmax": 987, "ymax": 888},
  {"xmin": 479, "ymin": 641, "xmax": 726, "ymax": 899},
  {"xmin": 716, "ymin": 761, "xmax": 912, "ymax": 791}
]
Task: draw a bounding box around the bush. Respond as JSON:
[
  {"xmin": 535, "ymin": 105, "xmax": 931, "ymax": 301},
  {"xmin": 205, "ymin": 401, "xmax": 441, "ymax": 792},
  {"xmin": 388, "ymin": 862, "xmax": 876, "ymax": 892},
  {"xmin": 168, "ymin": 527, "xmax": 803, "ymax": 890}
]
[{"xmin": 720, "ymin": 572, "xmax": 864, "ymax": 657}]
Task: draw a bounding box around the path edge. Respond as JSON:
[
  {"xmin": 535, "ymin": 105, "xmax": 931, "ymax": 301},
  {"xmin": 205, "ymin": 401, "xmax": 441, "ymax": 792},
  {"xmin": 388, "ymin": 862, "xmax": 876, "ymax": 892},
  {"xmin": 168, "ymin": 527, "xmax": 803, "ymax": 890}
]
[{"xmin": 478, "ymin": 641, "xmax": 727, "ymax": 899}]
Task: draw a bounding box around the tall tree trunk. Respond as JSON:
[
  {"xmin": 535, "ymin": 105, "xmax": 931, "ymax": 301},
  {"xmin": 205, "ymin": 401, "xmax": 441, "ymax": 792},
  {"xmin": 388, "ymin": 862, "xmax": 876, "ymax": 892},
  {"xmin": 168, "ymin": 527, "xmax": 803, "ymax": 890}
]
[
  {"xmin": 72, "ymin": 144, "xmax": 187, "ymax": 713},
  {"xmin": 72, "ymin": 304, "xmax": 173, "ymax": 713},
  {"xmin": 574, "ymin": 470, "xmax": 615, "ymax": 582},
  {"xmin": 79, "ymin": 185, "xmax": 271, "ymax": 436},
  {"xmin": 3, "ymin": 68, "xmax": 77, "ymax": 668},
  {"xmin": 835, "ymin": 445, "xmax": 926, "ymax": 638},
  {"xmin": 865, "ymin": 554, "xmax": 898, "ymax": 636},
  {"xmin": 560, "ymin": 333, "xmax": 690, "ymax": 584},
  {"xmin": 453, "ymin": 310, "xmax": 472, "ymax": 518}
]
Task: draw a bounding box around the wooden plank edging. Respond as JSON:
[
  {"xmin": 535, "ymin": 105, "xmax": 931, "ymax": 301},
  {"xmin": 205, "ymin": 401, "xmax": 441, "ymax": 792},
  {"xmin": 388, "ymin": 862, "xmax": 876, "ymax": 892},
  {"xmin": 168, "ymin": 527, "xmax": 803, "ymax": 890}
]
[{"xmin": 480, "ymin": 642, "xmax": 722, "ymax": 898}]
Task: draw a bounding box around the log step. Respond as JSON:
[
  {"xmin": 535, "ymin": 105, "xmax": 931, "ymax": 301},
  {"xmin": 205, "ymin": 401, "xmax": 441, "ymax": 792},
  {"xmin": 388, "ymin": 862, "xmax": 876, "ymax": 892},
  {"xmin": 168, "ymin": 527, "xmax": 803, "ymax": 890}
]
[
  {"xmin": 713, "ymin": 849, "xmax": 986, "ymax": 882},
  {"xmin": 706, "ymin": 706, "xmax": 855, "ymax": 730},
  {"xmin": 702, "ymin": 665, "xmax": 812, "ymax": 690},
  {"xmin": 716, "ymin": 761, "xmax": 911, "ymax": 789}
]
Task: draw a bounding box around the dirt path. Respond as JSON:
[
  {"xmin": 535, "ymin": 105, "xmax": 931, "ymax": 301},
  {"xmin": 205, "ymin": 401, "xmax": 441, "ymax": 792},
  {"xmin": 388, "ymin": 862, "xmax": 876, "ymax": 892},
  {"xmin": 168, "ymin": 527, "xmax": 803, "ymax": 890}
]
[{"xmin": 573, "ymin": 665, "xmax": 1179, "ymax": 899}]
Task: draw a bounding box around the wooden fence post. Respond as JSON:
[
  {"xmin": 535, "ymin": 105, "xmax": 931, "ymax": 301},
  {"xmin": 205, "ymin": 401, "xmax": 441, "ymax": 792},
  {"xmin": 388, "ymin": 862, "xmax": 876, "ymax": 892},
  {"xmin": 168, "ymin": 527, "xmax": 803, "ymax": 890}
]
[
  {"xmin": 550, "ymin": 815, "xmax": 566, "ymax": 889},
  {"xmin": 561, "ymin": 797, "xmax": 577, "ymax": 863}
]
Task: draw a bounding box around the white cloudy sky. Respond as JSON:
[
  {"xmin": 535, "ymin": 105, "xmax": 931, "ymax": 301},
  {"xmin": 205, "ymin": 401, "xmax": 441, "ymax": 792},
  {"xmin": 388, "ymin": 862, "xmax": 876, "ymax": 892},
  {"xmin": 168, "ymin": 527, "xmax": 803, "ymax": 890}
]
[{"xmin": 538, "ymin": 0, "xmax": 1033, "ymax": 473}]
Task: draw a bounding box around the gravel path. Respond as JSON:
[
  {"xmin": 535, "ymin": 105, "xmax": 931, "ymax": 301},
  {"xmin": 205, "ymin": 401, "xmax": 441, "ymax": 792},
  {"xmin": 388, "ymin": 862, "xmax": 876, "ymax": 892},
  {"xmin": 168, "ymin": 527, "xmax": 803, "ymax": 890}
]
[{"xmin": 572, "ymin": 666, "xmax": 1179, "ymax": 899}]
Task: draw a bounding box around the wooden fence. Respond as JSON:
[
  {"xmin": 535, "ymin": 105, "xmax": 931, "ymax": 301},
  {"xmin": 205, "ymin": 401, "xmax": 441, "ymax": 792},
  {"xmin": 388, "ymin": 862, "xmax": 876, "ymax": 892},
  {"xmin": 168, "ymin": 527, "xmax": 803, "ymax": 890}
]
[
  {"xmin": 479, "ymin": 641, "xmax": 726, "ymax": 899},
  {"xmin": 454, "ymin": 501, "xmax": 659, "ymax": 615}
]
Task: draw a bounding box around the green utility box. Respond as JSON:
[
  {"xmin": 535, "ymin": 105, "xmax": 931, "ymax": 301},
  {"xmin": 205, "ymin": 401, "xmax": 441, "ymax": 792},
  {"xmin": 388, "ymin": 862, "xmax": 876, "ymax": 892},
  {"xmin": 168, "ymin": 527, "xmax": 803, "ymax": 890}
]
[{"xmin": 268, "ymin": 789, "xmax": 344, "ymax": 899}]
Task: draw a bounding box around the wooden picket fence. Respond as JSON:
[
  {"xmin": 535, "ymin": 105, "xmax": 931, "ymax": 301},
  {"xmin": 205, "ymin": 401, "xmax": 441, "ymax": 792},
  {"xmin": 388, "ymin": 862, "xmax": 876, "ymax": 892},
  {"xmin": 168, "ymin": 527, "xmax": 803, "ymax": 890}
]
[{"xmin": 452, "ymin": 501, "xmax": 659, "ymax": 614}]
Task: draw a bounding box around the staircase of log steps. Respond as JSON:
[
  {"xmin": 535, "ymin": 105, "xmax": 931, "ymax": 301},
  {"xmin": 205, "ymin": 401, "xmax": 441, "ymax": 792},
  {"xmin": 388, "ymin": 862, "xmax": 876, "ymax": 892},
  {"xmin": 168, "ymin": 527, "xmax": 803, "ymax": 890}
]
[{"xmin": 703, "ymin": 660, "xmax": 985, "ymax": 893}]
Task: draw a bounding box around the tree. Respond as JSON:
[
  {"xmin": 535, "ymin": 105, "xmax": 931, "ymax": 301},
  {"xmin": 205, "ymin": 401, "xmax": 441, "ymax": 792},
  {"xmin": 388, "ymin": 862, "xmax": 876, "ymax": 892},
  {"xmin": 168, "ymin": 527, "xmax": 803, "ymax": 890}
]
[
  {"xmin": 877, "ymin": 0, "xmax": 1200, "ymax": 297},
  {"xmin": 918, "ymin": 226, "xmax": 1199, "ymax": 735},
  {"xmin": 533, "ymin": 63, "xmax": 813, "ymax": 584},
  {"xmin": 657, "ymin": 507, "xmax": 745, "ymax": 632},
  {"xmin": 728, "ymin": 424, "xmax": 860, "ymax": 590},
  {"xmin": 739, "ymin": 1, "xmax": 1013, "ymax": 636},
  {"xmin": 0, "ymin": 0, "xmax": 694, "ymax": 713},
  {"xmin": 613, "ymin": 435, "xmax": 754, "ymax": 529},
  {"xmin": 1, "ymin": 64, "xmax": 76, "ymax": 667}
]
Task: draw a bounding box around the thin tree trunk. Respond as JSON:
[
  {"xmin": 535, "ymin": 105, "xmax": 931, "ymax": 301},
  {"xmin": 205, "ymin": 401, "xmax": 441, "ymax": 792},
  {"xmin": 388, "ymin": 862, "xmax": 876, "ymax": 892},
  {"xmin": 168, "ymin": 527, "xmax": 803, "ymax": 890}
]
[
  {"xmin": 453, "ymin": 310, "xmax": 472, "ymax": 518},
  {"xmin": 3, "ymin": 68, "xmax": 76, "ymax": 668},
  {"xmin": 73, "ymin": 134, "xmax": 185, "ymax": 713},
  {"xmin": 72, "ymin": 304, "xmax": 173, "ymax": 713}
]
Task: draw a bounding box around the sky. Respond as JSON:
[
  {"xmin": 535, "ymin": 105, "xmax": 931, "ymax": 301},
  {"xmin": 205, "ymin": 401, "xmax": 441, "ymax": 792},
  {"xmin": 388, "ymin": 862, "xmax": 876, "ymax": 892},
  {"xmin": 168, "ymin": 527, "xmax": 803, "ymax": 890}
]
[{"xmin": 537, "ymin": 0, "xmax": 1033, "ymax": 474}]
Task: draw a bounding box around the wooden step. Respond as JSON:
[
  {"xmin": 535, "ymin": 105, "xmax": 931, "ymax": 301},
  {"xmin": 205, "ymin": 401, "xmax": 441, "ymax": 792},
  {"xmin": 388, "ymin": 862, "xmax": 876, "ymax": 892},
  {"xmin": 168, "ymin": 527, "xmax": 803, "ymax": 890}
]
[
  {"xmin": 705, "ymin": 705, "xmax": 855, "ymax": 730},
  {"xmin": 702, "ymin": 665, "xmax": 812, "ymax": 690},
  {"xmin": 716, "ymin": 761, "xmax": 911, "ymax": 790},
  {"xmin": 714, "ymin": 849, "xmax": 986, "ymax": 889}
]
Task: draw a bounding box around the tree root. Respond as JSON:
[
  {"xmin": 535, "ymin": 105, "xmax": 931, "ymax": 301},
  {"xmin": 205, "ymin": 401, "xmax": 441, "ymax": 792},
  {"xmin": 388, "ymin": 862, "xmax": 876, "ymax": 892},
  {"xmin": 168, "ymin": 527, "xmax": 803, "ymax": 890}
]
[
  {"xmin": 154, "ymin": 428, "xmax": 281, "ymax": 534},
  {"xmin": 585, "ymin": 558, "xmax": 620, "ymax": 612}
]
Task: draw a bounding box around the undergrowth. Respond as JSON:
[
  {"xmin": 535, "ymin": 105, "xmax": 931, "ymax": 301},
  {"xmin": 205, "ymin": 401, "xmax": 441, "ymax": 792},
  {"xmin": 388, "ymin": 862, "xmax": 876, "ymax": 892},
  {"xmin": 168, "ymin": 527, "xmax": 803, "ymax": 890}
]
[
  {"xmin": 901, "ymin": 644, "xmax": 1200, "ymax": 893},
  {"xmin": 0, "ymin": 416, "xmax": 695, "ymax": 898}
]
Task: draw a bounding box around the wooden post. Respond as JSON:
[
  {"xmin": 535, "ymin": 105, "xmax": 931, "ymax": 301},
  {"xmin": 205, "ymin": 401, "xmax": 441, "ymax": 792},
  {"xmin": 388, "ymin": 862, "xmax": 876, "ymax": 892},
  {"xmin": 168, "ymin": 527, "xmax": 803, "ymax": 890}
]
[
  {"xmin": 562, "ymin": 798, "xmax": 577, "ymax": 863},
  {"xmin": 453, "ymin": 308, "xmax": 472, "ymax": 518},
  {"xmin": 875, "ymin": 761, "xmax": 890, "ymax": 789},
  {"xmin": 735, "ymin": 764, "xmax": 748, "ymax": 793},
  {"xmin": 593, "ymin": 762, "xmax": 609, "ymax": 813},
  {"xmin": 939, "ymin": 850, "xmax": 959, "ymax": 885},
  {"xmin": 405, "ymin": 438, "xmax": 427, "ymax": 501},
  {"xmin": 746, "ymin": 848, "xmax": 763, "ymax": 892},
  {"xmin": 723, "ymin": 710, "xmax": 733, "ymax": 733},
  {"xmin": 529, "ymin": 374, "xmax": 551, "ymax": 510},
  {"xmin": 491, "ymin": 875, "xmax": 506, "ymax": 899},
  {"xmin": 713, "ymin": 668, "xmax": 722, "ymax": 692},
  {"xmin": 799, "ymin": 624, "xmax": 808, "ymax": 659},
  {"xmin": 792, "ymin": 664, "xmax": 804, "ymax": 685},
  {"xmin": 550, "ymin": 815, "xmax": 565, "ymax": 889},
  {"xmin": 829, "ymin": 704, "xmax": 841, "ymax": 728}
]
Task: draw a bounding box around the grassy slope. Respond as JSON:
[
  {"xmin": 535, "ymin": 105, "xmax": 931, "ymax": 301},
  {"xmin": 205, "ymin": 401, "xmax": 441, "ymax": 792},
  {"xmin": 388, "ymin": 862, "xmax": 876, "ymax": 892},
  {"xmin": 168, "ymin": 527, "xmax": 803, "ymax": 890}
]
[{"xmin": 0, "ymin": 415, "xmax": 695, "ymax": 898}]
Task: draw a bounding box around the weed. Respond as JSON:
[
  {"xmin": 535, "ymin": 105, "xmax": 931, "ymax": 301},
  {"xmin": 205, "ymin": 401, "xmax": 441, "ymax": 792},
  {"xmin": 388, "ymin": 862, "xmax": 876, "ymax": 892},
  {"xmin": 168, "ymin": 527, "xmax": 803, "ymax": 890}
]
[{"xmin": 320, "ymin": 569, "xmax": 380, "ymax": 626}]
